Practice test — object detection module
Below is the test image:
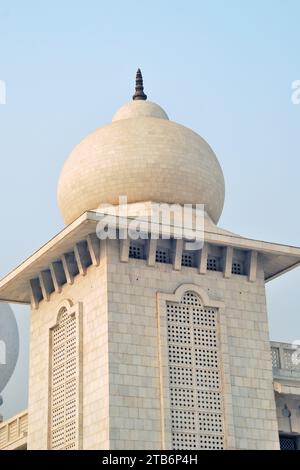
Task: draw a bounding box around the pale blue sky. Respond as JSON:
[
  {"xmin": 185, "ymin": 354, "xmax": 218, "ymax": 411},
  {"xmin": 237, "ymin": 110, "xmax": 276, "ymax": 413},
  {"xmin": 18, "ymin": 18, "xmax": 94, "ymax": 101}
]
[{"xmin": 1, "ymin": 0, "xmax": 300, "ymax": 418}]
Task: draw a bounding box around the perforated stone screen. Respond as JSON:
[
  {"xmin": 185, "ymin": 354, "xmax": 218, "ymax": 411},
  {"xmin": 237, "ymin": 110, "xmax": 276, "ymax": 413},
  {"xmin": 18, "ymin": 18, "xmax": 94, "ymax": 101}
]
[
  {"xmin": 207, "ymin": 256, "xmax": 221, "ymax": 272},
  {"xmin": 129, "ymin": 242, "xmax": 145, "ymax": 260},
  {"xmin": 49, "ymin": 304, "xmax": 81, "ymax": 450},
  {"xmin": 181, "ymin": 252, "xmax": 195, "ymax": 268},
  {"xmin": 271, "ymin": 347, "xmax": 280, "ymax": 368},
  {"xmin": 166, "ymin": 292, "xmax": 224, "ymax": 450},
  {"xmin": 280, "ymin": 436, "xmax": 297, "ymax": 450},
  {"xmin": 156, "ymin": 248, "xmax": 171, "ymax": 264},
  {"xmin": 232, "ymin": 260, "xmax": 244, "ymax": 275},
  {"xmin": 283, "ymin": 348, "xmax": 300, "ymax": 370}
]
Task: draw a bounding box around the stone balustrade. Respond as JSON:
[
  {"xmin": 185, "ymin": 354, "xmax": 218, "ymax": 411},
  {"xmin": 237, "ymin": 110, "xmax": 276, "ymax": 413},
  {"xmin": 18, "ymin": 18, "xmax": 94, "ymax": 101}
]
[{"xmin": 0, "ymin": 409, "xmax": 28, "ymax": 450}]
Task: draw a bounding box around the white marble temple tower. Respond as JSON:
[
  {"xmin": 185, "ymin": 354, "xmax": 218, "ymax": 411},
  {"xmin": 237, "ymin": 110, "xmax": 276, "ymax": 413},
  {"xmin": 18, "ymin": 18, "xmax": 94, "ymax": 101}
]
[{"xmin": 1, "ymin": 71, "xmax": 300, "ymax": 450}]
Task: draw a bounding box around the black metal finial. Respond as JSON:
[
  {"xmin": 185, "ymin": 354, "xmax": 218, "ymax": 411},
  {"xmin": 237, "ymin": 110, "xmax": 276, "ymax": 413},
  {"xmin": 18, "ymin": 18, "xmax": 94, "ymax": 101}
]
[{"xmin": 132, "ymin": 68, "xmax": 147, "ymax": 101}]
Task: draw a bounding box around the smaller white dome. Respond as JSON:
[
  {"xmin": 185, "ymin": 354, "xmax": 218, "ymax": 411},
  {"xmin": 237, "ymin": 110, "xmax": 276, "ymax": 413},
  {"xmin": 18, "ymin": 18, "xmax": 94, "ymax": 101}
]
[{"xmin": 112, "ymin": 100, "xmax": 169, "ymax": 121}]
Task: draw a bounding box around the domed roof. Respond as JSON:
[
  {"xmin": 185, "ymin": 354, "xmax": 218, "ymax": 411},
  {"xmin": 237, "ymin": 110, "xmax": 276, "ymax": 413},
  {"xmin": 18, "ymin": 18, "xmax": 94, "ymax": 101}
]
[
  {"xmin": 57, "ymin": 71, "xmax": 225, "ymax": 225},
  {"xmin": 112, "ymin": 100, "xmax": 169, "ymax": 121}
]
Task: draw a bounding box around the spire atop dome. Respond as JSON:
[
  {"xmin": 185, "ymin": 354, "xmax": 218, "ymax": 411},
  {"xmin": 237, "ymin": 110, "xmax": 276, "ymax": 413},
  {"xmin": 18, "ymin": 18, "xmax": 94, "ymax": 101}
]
[{"xmin": 132, "ymin": 68, "xmax": 147, "ymax": 101}]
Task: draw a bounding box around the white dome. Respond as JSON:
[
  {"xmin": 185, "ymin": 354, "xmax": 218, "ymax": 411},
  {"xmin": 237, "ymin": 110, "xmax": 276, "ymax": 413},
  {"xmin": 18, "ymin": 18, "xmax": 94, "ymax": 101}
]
[
  {"xmin": 57, "ymin": 100, "xmax": 225, "ymax": 225},
  {"xmin": 112, "ymin": 100, "xmax": 169, "ymax": 121}
]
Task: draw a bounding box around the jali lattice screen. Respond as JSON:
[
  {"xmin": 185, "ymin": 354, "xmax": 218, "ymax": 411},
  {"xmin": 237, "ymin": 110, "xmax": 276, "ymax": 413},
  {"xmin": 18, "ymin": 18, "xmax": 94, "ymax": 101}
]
[
  {"xmin": 166, "ymin": 292, "xmax": 224, "ymax": 449},
  {"xmin": 49, "ymin": 302, "xmax": 81, "ymax": 449}
]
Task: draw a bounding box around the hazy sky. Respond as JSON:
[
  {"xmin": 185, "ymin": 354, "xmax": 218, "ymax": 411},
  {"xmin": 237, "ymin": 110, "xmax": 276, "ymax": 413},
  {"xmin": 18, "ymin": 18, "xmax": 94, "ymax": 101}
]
[{"xmin": 1, "ymin": 0, "xmax": 300, "ymax": 419}]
